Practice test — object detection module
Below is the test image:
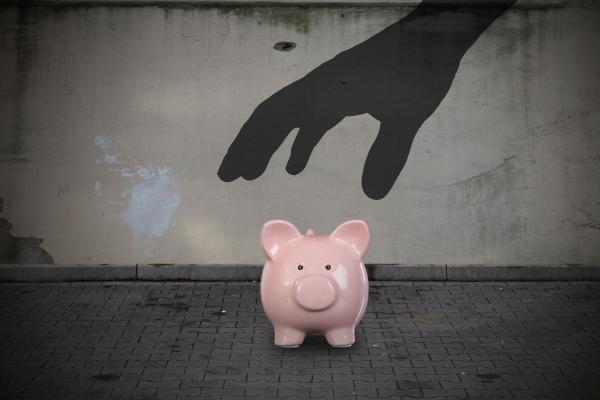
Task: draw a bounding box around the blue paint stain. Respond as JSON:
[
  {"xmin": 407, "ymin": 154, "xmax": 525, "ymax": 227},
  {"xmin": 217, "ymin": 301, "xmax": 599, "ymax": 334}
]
[
  {"xmin": 121, "ymin": 166, "xmax": 180, "ymax": 239},
  {"xmin": 95, "ymin": 135, "xmax": 181, "ymax": 240}
]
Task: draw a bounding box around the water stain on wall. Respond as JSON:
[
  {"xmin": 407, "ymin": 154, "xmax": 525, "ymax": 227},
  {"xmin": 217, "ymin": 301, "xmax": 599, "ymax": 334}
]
[
  {"xmin": 0, "ymin": 197, "xmax": 54, "ymax": 264},
  {"xmin": 448, "ymin": 156, "xmax": 529, "ymax": 250}
]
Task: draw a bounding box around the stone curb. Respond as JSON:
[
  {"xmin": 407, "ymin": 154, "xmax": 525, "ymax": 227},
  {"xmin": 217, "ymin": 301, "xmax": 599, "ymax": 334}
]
[
  {"xmin": 0, "ymin": 264, "xmax": 599, "ymax": 282},
  {"xmin": 368, "ymin": 264, "xmax": 447, "ymax": 281},
  {"xmin": 137, "ymin": 264, "xmax": 263, "ymax": 281},
  {"xmin": 445, "ymin": 264, "xmax": 600, "ymax": 281},
  {"xmin": 0, "ymin": 264, "xmax": 137, "ymax": 282}
]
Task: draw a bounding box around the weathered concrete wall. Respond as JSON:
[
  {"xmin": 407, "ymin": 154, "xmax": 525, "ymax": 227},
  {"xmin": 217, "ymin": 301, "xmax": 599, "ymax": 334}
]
[{"xmin": 0, "ymin": 0, "xmax": 599, "ymax": 265}]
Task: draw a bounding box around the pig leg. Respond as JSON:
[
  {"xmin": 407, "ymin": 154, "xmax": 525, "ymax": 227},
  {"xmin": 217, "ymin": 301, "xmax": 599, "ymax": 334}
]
[
  {"xmin": 325, "ymin": 326, "xmax": 355, "ymax": 347},
  {"xmin": 274, "ymin": 325, "xmax": 306, "ymax": 347}
]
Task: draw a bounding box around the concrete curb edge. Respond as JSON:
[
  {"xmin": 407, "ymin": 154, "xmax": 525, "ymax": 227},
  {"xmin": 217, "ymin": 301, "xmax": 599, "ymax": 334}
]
[{"xmin": 0, "ymin": 264, "xmax": 599, "ymax": 282}]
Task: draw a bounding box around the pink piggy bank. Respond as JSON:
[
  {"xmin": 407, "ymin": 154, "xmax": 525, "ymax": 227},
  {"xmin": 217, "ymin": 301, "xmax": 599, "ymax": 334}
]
[{"xmin": 260, "ymin": 219, "xmax": 370, "ymax": 347}]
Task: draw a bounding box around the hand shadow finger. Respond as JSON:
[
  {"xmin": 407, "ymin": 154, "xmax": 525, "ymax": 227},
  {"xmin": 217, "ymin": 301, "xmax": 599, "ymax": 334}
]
[
  {"xmin": 361, "ymin": 117, "xmax": 423, "ymax": 200},
  {"xmin": 286, "ymin": 116, "xmax": 344, "ymax": 175},
  {"xmin": 218, "ymin": 90, "xmax": 300, "ymax": 182}
]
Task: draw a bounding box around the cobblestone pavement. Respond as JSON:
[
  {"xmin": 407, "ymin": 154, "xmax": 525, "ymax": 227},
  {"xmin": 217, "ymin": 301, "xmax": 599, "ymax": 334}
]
[{"xmin": 0, "ymin": 281, "xmax": 599, "ymax": 400}]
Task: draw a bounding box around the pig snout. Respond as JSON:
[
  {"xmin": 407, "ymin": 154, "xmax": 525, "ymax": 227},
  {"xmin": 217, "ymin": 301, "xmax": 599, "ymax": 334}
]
[{"xmin": 294, "ymin": 276, "xmax": 337, "ymax": 311}]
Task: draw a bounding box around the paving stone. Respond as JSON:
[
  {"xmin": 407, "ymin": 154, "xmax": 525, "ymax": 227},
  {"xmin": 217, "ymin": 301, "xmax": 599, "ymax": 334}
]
[{"xmin": 0, "ymin": 281, "xmax": 599, "ymax": 399}]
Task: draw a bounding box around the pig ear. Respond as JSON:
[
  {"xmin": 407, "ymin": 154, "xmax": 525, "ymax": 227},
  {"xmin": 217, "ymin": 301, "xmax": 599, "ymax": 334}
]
[
  {"xmin": 261, "ymin": 220, "xmax": 302, "ymax": 260},
  {"xmin": 330, "ymin": 220, "xmax": 370, "ymax": 259}
]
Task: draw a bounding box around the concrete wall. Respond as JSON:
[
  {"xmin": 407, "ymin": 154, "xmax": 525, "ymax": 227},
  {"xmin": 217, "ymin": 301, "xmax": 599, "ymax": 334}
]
[{"xmin": 0, "ymin": 0, "xmax": 599, "ymax": 265}]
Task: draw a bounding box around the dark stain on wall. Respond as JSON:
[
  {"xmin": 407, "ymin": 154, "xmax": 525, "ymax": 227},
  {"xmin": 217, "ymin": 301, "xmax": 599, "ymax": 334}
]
[
  {"xmin": 7, "ymin": 7, "xmax": 38, "ymax": 156},
  {"xmin": 274, "ymin": 41, "xmax": 296, "ymax": 52},
  {"xmin": 0, "ymin": 197, "xmax": 54, "ymax": 264},
  {"xmin": 218, "ymin": 0, "xmax": 517, "ymax": 199}
]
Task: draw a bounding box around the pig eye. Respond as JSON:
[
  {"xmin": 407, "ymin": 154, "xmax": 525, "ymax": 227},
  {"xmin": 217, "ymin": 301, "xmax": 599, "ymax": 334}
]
[
  {"xmin": 297, "ymin": 265, "xmax": 304, "ymax": 270},
  {"xmin": 325, "ymin": 264, "xmax": 331, "ymax": 270}
]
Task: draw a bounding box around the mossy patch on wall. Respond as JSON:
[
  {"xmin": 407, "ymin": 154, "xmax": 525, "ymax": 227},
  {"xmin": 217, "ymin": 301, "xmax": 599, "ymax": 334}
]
[{"xmin": 218, "ymin": 5, "xmax": 315, "ymax": 34}]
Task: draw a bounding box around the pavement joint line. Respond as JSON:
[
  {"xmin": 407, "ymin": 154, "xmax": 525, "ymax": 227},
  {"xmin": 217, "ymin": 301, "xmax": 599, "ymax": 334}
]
[{"xmin": 0, "ymin": 264, "xmax": 598, "ymax": 282}]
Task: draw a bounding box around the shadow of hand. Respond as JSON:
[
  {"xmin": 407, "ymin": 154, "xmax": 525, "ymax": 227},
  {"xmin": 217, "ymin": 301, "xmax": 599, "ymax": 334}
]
[{"xmin": 218, "ymin": 0, "xmax": 516, "ymax": 199}]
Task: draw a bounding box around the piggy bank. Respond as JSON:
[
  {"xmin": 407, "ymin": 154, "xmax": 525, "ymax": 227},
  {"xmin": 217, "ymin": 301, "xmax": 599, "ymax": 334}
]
[{"xmin": 260, "ymin": 219, "xmax": 370, "ymax": 347}]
